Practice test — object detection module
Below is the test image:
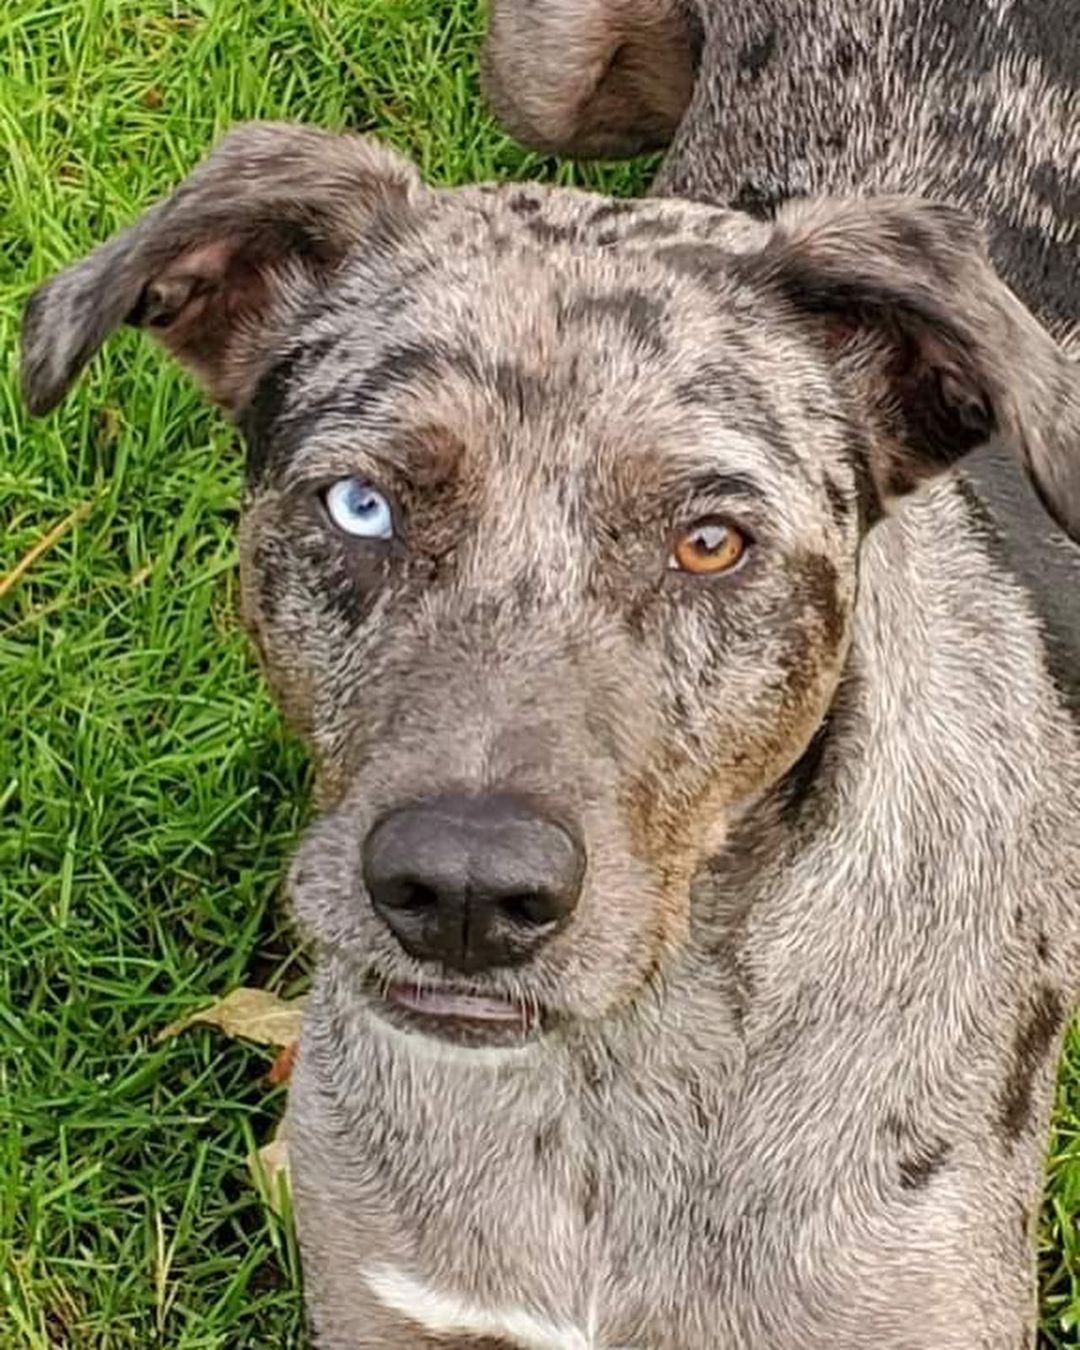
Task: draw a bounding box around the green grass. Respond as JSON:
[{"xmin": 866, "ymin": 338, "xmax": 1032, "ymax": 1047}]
[{"xmin": 0, "ymin": 1, "xmax": 1076, "ymax": 1345}]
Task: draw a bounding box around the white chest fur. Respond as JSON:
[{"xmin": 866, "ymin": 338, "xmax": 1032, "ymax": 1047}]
[{"xmin": 363, "ymin": 1262, "xmax": 610, "ymax": 1349}]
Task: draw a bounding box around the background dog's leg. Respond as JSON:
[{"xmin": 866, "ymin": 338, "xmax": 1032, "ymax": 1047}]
[{"xmin": 482, "ymin": 0, "xmax": 701, "ymax": 158}]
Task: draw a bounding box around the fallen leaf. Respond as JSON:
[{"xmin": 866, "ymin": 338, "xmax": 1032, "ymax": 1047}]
[
  {"xmin": 160, "ymin": 987, "xmax": 307, "ymax": 1047},
  {"xmin": 249, "ymin": 1113, "xmax": 292, "ymax": 1217}
]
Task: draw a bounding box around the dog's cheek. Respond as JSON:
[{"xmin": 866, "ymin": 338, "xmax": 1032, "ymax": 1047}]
[
  {"xmin": 238, "ymin": 509, "xmax": 325, "ymax": 740},
  {"xmin": 622, "ymin": 556, "xmax": 851, "ymax": 874},
  {"xmin": 714, "ymin": 593, "xmax": 849, "ymax": 803},
  {"xmin": 239, "ymin": 494, "xmax": 402, "ymax": 746}
]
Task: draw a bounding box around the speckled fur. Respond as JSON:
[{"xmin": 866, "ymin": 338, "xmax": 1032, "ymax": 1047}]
[
  {"xmin": 17, "ymin": 10, "xmax": 1080, "ymax": 1337},
  {"xmin": 484, "ymin": 1, "xmax": 1080, "ymax": 340}
]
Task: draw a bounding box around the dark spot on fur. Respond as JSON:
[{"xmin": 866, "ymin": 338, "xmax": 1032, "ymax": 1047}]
[
  {"xmin": 676, "ymin": 359, "xmax": 800, "ymax": 469},
  {"xmin": 277, "ymin": 342, "xmax": 488, "ymax": 466},
  {"xmin": 823, "ymin": 474, "xmax": 850, "ymax": 522},
  {"xmin": 581, "ymin": 1163, "xmax": 599, "ymax": 1226},
  {"xmin": 953, "ymin": 472, "xmax": 997, "ymax": 536},
  {"xmin": 674, "ymin": 361, "xmax": 742, "ymax": 409},
  {"xmin": 687, "ymin": 1075, "xmax": 710, "ymax": 1133},
  {"xmin": 737, "ymin": 27, "xmax": 777, "ymax": 80},
  {"xmin": 732, "ymin": 179, "xmax": 786, "ymax": 221},
  {"xmin": 492, "ymin": 359, "xmax": 549, "ymax": 421},
  {"xmin": 241, "ymin": 347, "xmax": 305, "ymax": 484},
  {"xmin": 533, "ymin": 1118, "xmax": 561, "ymax": 1161},
  {"xmin": 596, "ymin": 228, "xmax": 619, "ymax": 247},
  {"xmin": 899, "ymin": 1137, "xmax": 952, "ymax": 1190},
  {"xmin": 997, "ymin": 984, "xmax": 1066, "ymax": 1144},
  {"xmin": 313, "ymin": 539, "xmax": 392, "ymax": 630},
  {"xmin": 284, "ymin": 342, "xmax": 435, "ymax": 441},
  {"xmin": 882, "ymin": 1112, "xmax": 907, "ymax": 1144},
  {"xmin": 523, "ymin": 216, "xmax": 580, "ymax": 246},
  {"xmin": 887, "ymin": 213, "xmax": 947, "ymax": 267},
  {"xmin": 512, "ymin": 569, "xmax": 542, "ymax": 619},
  {"xmin": 671, "ymin": 690, "xmax": 690, "ymax": 723},
  {"xmin": 560, "ymin": 289, "xmax": 667, "ymax": 358},
  {"xmin": 581, "ymin": 1045, "xmax": 615, "ymax": 1092},
  {"xmin": 899, "ymin": 0, "xmax": 1001, "ymax": 79},
  {"xmin": 588, "ymin": 200, "xmax": 635, "ymax": 226},
  {"xmin": 1036, "ymin": 931, "xmax": 1050, "ymax": 962},
  {"xmin": 796, "ymin": 553, "xmax": 844, "ymax": 648},
  {"xmin": 672, "ymin": 381, "xmax": 704, "ymax": 410},
  {"xmin": 831, "ymin": 40, "xmax": 859, "ymax": 77},
  {"xmin": 681, "ymin": 469, "xmax": 768, "ymax": 503},
  {"xmin": 683, "ymin": 3, "xmax": 706, "ymax": 72},
  {"xmin": 508, "ymin": 192, "xmax": 542, "ymax": 216},
  {"xmin": 776, "ymin": 715, "xmax": 832, "ymax": 824}
]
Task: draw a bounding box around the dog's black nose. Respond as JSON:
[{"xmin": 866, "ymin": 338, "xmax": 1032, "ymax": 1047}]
[{"xmin": 362, "ymin": 794, "xmax": 585, "ymax": 973}]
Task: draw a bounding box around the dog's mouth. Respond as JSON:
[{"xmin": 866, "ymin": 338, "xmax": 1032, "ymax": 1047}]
[{"xmin": 368, "ymin": 979, "xmax": 547, "ymax": 1048}]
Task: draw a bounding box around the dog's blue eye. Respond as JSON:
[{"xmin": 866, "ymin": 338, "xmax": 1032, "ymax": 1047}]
[{"xmin": 324, "ymin": 479, "xmax": 394, "ymax": 539}]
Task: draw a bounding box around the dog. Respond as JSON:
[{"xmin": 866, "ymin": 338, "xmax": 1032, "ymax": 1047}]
[{"xmin": 18, "ymin": 2, "xmax": 1080, "ymax": 1343}]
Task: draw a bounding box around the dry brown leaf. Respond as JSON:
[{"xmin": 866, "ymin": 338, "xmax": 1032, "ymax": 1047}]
[
  {"xmin": 249, "ymin": 1114, "xmax": 292, "ymax": 1217},
  {"xmin": 160, "ymin": 987, "xmax": 307, "ymax": 1047}
]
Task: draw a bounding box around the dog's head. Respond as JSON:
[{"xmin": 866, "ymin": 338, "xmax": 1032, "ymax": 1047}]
[{"xmin": 23, "ymin": 124, "xmax": 1080, "ymax": 1048}]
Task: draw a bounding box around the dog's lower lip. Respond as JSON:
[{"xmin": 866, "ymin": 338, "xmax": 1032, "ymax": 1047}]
[{"xmin": 387, "ymin": 984, "xmax": 529, "ymax": 1024}]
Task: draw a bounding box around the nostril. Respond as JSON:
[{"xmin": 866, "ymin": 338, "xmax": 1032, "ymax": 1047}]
[
  {"xmin": 499, "ymin": 892, "xmax": 559, "ymax": 928},
  {"xmin": 389, "ymin": 880, "xmax": 440, "ymax": 913}
]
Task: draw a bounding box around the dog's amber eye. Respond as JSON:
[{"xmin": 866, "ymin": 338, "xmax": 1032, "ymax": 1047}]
[{"xmin": 671, "ymin": 518, "xmax": 748, "ymax": 575}]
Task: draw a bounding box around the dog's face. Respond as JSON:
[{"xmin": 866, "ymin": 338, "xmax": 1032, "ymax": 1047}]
[
  {"xmin": 239, "ymin": 185, "xmax": 861, "ymax": 1037},
  {"xmin": 23, "ymin": 125, "xmax": 1080, "ymax": 1046}
]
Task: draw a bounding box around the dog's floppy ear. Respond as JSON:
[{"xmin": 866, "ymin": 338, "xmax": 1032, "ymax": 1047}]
[
  {"xmin": 21, "ymin": 122, "xmax": 422, "ymax": 416},
  {"xmin": 745, "ymin": 196, "xmax": 1080, "ymax": 542}
]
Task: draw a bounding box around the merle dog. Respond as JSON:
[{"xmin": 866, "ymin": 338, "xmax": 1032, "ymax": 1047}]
[{"xmin": 19, "ymin": 1, "xmax": 1080, "ymax": 1344}]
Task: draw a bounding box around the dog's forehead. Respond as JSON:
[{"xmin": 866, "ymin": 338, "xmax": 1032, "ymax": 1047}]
[
  {"xmin": 448, "ymin": 181, "xmax": 771, "ymax": 251},
  {"xmin": 310, "ymin": 181, "xmax": 777, "ymax": 349},
  {"xmin": 356, "ymin": 182, "xmax": 775, "ymax": 339},
  {"xmin": 247, "ymin": 185, "xmax": 832, "ymax": 495}
]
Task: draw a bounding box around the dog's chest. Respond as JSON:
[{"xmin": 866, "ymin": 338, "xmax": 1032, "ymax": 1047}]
[
  {"xmin": 292, "ymin": 1016, "xmax": 1015, "ymax": 1350},
  {"xmin": 317, "ymin": 1109, "xmax": 710, "ymax": 1347},
  {"xmin": 292, "ymin": 1034, "xmax": 738, "ymax": 1344}
]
